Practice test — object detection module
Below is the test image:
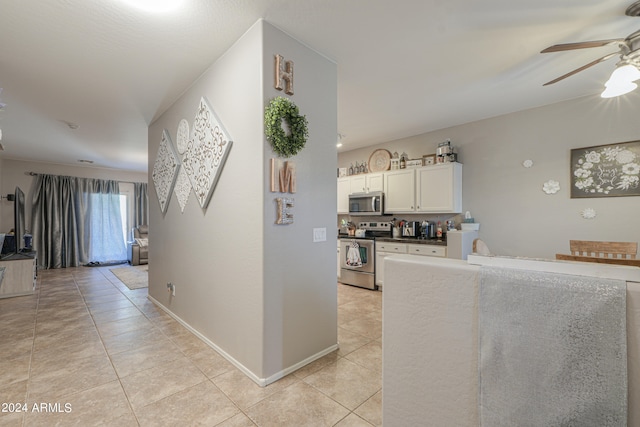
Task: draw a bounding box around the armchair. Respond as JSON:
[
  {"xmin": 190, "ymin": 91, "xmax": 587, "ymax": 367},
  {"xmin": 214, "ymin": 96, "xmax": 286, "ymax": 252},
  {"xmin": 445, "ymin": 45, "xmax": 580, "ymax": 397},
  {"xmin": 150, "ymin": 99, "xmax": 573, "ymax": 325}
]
[{"xmin": 128, "ymin": 225, "xmax": 149, "ymax": 265}]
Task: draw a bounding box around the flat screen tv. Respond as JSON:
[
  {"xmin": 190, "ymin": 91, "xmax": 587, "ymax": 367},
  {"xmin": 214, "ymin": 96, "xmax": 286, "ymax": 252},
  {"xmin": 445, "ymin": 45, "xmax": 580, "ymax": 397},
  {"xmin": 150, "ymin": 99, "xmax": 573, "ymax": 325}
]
[
  {"xmin": 1, "ymin": 186, "xmax": 28, "ymax": 258},
  {"xmin": 14, "ymin": 186, "xmax": 26, "ymax": 253}
]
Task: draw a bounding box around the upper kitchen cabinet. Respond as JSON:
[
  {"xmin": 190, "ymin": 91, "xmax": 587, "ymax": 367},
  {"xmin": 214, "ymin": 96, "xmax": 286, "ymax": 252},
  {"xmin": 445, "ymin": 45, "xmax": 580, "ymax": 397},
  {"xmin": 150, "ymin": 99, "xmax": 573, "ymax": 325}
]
[
  {"xmin": 384, "ymin": 169, "xmax": 416, "ymax": 212},
  {"xmin": 384, "ymin": 163, "xmax": 462, "ymax": 214},
  {"xmin": 338, "ymin": 173, "xmax": 384, "ymax": 214},
  {"xmin": 338, "ymin": 163, "xmax": 462, "ymax": 215},
  {"xmin": 416, "ymin": 163, "xmax": 462, "ymax": 213},
  {"xmin": 350, "ymin": 173, "xmax": 384, "ymax": 194},
  {"xmin": 337, "ymin": 177, "xmax": 350, "ymax": 214}
]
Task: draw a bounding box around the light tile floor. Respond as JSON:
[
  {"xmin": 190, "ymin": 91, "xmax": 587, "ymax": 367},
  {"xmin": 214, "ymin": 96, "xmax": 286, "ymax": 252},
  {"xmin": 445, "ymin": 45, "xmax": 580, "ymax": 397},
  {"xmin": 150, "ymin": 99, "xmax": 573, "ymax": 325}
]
[{"xmin": 0, "ymin": 266, "xmax": 382, "ymax": 426}]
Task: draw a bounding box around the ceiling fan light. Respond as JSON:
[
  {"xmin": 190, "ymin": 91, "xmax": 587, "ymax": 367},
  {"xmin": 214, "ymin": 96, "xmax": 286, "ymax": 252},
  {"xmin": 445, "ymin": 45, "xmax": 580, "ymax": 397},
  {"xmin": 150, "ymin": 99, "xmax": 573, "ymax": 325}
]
[
  {"xmin": 601, "ymin": 81, "xmax": 638, "ymax": 98},
  {"xmin": 607, "ymin": 64, "xmax": 640, "ymax": 85}
]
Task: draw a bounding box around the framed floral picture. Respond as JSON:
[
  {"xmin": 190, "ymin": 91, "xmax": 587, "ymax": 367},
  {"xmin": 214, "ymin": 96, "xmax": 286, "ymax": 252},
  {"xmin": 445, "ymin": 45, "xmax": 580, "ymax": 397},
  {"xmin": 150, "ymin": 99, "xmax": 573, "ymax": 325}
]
[{"xmin": 570, "ymin": 140, "xmax": 640, "ymax": 198}]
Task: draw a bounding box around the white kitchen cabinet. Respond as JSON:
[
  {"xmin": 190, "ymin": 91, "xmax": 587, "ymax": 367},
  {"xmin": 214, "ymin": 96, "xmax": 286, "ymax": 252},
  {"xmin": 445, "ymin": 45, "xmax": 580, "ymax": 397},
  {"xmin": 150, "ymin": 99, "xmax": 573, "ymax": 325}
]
[
  {"xmin": 375, "ymin": 242, "xmax": 408, "ymax": 288},
  {"xmin": 416, "ymin": 163, "xmax": 462, "ymax": 213},
  {"xmin": 407, "ymin": 244, "xmax": 446, "ymax": 257},
  {"xmin": 337, "ymin": 177, "xmax": 350, "ymax": 214},
  {"xmin": 349, "ymin": 175, "xmax": 366, "ymax": 194},
  {"xmin": 338, "ymin": 163, "xmax": 462, "ymax": 215},
  {"xmin": 350, "ymin": 173, "xmax": 384, "ymax": 194},
  {"xmin": 366, "ymin": 173, "xmax": 384, "ymax": 193},
  {"xmin": 338, "ymin": 173, "xmax": 384, "ymax": 214},
  {"xmin": 383, "ymin": 169, "xmax": 416, "ymax": 213},
  {"xmin": 376, "ymin": 241, "xmax": 449, "ymax": 288}
]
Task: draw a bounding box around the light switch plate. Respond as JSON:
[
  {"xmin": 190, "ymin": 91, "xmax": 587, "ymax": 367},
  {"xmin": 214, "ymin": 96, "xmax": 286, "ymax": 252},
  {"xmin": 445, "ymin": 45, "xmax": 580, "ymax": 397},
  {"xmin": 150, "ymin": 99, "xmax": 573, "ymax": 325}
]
[{"xmin": 313, "ymin": 227, "xmax": 327, "ymax": 242}]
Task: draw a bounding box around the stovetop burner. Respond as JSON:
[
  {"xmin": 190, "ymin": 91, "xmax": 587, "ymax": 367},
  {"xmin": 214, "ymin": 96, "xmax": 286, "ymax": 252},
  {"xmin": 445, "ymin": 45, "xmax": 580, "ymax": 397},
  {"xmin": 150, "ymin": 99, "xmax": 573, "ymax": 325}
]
[{"xmin": 358, "ymin": 221, "xmax": 392, "ymax": 238}]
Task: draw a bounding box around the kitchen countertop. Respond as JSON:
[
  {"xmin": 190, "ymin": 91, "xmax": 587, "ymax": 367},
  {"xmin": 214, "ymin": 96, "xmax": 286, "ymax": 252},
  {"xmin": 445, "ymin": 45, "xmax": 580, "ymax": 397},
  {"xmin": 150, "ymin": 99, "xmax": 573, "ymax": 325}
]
[
  {"xmin": 338, "ymin": 233, "xmax": 447, "ymax": 246},
  {"xmin": 376, "ymin": 237, "xmax": 447, "ymax": 246}
]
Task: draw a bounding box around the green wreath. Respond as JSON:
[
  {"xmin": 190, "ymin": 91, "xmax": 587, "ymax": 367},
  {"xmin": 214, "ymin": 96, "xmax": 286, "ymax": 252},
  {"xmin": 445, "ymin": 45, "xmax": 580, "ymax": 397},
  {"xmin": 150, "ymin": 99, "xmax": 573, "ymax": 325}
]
[{"xmin": 265, "ymin": 96, "xmax": 308, "ymax": 158}]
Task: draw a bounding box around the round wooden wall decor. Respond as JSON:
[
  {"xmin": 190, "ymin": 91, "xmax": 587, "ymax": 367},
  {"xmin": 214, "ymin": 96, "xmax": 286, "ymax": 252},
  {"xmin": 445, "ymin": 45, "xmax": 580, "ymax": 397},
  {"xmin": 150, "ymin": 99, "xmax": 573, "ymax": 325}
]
[{"xmin": 368, "ymin": 149, "xmax": 392, "ymax": 172}]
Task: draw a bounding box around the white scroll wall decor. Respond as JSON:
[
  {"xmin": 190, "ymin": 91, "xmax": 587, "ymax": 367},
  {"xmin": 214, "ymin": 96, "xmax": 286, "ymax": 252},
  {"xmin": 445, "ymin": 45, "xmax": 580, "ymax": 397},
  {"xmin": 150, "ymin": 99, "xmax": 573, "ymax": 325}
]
[
  {"xmin": 183, "ymin": 97, "xmax": 233, "ymax": 210},
  {"xmin": 176, "ymin": 118, "xmax": 190, "ymax": 155},
  {"xmin": 173, "ymin": 166, "xmax": 191, "ymax": 213},
  {"xmin": 152, "ymin": 129, "xmax": 180, "ymax": 214}
]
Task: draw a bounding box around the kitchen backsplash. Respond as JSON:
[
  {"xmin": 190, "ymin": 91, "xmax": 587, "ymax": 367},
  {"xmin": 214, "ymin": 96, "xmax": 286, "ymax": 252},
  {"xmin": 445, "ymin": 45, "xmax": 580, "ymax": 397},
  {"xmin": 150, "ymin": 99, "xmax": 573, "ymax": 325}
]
[{"xmin": 338, "ymin": 213, "xmax": 463, "ymax": 231}]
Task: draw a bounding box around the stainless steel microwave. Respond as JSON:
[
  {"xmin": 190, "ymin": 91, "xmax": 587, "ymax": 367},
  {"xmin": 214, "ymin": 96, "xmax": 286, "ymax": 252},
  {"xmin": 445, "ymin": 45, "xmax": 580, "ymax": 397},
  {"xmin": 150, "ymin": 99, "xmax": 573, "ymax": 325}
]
[{"xmin": 349, "ymin": 192, "xmax": 384, "ymax": 216}]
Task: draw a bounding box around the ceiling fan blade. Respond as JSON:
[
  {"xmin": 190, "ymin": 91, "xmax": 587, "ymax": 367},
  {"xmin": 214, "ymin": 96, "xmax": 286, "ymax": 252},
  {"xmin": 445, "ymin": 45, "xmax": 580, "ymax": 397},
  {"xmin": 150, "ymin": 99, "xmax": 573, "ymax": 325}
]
[
  {"xmin": 541, "ymin": 39, "xmax": 623, "ymax": 53},
  {"xmin": 543, "ymin": 52, "xmax": 620, "ymax": 86}
]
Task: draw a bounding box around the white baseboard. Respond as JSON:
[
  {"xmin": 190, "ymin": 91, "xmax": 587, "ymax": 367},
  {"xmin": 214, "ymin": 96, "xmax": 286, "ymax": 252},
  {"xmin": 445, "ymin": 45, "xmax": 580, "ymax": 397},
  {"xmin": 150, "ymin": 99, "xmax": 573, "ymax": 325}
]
[
  {"xmin": 263, "ymin": 343, "xmax": 339, "ymax": 386},
  {"xmin": 146, "ymin": 295, "xmax": 338, "ymax": 387}
]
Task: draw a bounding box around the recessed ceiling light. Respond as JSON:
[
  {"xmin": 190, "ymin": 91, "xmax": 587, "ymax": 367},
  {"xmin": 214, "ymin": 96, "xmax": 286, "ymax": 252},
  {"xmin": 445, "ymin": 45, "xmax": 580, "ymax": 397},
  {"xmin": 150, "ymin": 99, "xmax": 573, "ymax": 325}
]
[{"xmin": 120, "ymin": 0, "xmax": 185, "ymax": 13}]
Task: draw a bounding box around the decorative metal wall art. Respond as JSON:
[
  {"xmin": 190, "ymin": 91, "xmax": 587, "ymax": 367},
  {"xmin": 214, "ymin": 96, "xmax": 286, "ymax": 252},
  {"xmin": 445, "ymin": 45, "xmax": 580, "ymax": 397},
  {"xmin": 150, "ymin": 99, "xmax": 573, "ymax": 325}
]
[
  {"xmin": 571, "ymin": 140, "xmax": 640, "ymax": 198},
  {"xmin": 173, "ymin": 166, "xmax": 191, "ymax": 213},
  {"xmin": 176, "ymin": 118, "xmax": 190, "ymax": 155},
  {"xmin": 182, "ymin": 97, "xmax": 233, "ymax": 210},
  {"xmin": 152, "ymin": 129, "xmax": 181, "ymax": 214},
  {"xmin": 274, "ymin": 54, "xmax": 294, "ymax": 95},
  {"xmin": 275, "ymin": 197, "xmax": 294, "ymax": 224}
]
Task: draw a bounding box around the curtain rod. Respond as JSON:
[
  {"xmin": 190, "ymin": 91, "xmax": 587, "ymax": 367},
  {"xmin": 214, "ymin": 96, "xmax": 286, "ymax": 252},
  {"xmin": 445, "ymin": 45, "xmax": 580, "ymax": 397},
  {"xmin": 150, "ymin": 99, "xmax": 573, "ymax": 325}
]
[{"xmin": 25, "ymin": 171, "xmax": 146, "ymax": 185}]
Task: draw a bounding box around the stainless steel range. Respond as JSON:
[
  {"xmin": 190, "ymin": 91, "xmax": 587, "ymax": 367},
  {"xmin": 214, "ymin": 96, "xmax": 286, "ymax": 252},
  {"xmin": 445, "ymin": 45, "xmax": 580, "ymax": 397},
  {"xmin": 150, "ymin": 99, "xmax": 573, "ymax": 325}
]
[{"xmin": 339, "ymin": 222, "xmax": 391, "ymax": 290}]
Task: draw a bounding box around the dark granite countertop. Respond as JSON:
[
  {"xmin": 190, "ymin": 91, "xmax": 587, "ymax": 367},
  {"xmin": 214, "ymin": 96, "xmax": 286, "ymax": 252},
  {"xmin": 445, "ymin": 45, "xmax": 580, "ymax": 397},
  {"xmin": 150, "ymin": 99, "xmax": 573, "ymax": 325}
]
[
  {"xmin": 376, "ymin": 237, "xmax": 447, "ymax": 246},
  {"xmin": 338, "ymin": 233, "xmax": 448, "ymax": 246}
]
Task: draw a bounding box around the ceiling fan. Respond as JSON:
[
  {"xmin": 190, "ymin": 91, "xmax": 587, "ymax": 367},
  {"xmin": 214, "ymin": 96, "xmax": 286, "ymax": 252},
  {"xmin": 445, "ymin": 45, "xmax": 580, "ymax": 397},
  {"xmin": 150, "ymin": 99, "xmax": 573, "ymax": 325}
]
[{"xmin": 541, "ymin": 0, "xmax": 640, "ymax": 97}]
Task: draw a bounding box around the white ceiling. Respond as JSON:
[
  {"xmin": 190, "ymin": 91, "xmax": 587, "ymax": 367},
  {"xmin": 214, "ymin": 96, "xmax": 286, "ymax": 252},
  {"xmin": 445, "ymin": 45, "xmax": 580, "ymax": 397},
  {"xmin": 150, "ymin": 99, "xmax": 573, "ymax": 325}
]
[{"xmin": 1, "ymin": 0, "xmax": 640, "ymax": 172}]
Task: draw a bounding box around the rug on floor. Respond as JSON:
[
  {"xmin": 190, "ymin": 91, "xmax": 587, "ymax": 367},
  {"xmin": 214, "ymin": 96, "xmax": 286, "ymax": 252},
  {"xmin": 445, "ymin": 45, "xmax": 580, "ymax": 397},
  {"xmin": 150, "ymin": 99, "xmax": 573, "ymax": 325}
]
[{"xmin": 109, "ymin": 265, "xmax": 148, "ymax": 290}]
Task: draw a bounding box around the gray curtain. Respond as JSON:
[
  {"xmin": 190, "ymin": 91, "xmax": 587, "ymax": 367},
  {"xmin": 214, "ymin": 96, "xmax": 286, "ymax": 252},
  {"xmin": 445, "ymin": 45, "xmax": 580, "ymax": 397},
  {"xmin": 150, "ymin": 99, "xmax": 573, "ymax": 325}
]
[
  {"xmin": 31, "ymin": 174, "xmax": 125, "ymax": 269},
  {"xmin": 133, "ymin": 182, "xmax": 148, "ymax": 228}
]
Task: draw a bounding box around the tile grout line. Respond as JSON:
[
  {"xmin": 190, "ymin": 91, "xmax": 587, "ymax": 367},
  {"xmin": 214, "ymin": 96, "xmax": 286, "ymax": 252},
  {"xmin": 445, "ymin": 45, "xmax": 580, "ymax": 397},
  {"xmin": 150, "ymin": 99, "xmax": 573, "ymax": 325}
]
[
  {"xmin": 87, "ymin": 266, "xmax": 251, "ymax": 425},
  {"xmin": 22, "ymin": 270, "xmax": 42, "ymax": 427},
  {"xmin": 73, "ymin": 267, "xmax": 143, "ymax": 426}
]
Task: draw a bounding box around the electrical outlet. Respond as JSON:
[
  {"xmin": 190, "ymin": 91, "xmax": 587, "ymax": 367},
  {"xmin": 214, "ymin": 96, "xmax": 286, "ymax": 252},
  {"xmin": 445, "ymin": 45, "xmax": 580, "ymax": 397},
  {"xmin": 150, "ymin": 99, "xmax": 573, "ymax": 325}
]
[{"xmin": 167, "ymin": 282, "xmax": 175, "ymax": 296}]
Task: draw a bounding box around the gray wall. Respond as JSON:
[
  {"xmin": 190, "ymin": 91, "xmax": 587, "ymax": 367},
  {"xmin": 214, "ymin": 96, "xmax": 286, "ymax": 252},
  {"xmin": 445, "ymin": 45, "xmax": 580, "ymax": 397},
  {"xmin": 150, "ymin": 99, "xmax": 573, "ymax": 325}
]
[
  {"xmin": 148, "ymin": 20, "xmax": 337, "ymax": 383},
  {"xmin": 261, "ymin": 22, "xmax": 338, "ymax": 380},
  {"xmin": 339, "ymin": 93, "xmax": 640, "ymax": 259}
]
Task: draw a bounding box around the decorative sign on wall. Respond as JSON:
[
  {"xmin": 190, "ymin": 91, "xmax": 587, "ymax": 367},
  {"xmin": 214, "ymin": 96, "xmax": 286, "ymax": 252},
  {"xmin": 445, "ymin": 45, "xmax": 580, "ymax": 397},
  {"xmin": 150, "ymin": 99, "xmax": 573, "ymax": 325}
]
[
  {"xmin": 152, "ymin": 129, "xmax": 180, "ymax": 214},
  {"xmin": 182, "ymin": 97, "xmax": 233, "ymax": 210},
  {"xmin": 270, "ymin": 158, "xmax": 297, "ymax": 193},
  {"xmin": 571, "ymin": 140, "xmax": 640, "ymax": 198},
  {"xmin": 275, "ymin": 197, "xmax": 294, "ymax": 224},
  {"xmin": 274, "ymin": 54, "xmax": 294, "ymax": 95}
]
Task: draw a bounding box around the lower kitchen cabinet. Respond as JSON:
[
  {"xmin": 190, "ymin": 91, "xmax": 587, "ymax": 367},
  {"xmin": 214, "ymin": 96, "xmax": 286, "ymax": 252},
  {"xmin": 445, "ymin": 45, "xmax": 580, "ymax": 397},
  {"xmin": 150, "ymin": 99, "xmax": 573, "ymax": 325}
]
[
  {"xmin": 375, "ymin": 242, "xmax": 446, "ymax": 288},
  {"xmin": 375, "ymin": 242, "xmax": 408, "ymax": 289}
]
